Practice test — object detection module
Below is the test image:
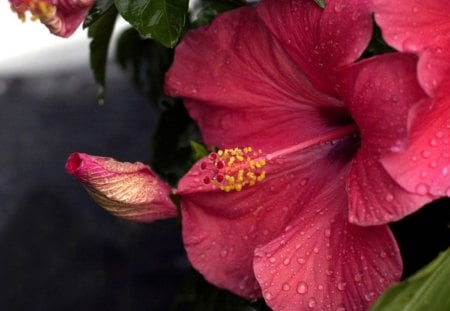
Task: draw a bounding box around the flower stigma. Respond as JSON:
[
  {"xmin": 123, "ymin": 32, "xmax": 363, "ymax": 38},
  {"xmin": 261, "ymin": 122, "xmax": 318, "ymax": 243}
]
[{"xmin": 200, "ymin": 147, "xmax": 267, "ymax": 192}]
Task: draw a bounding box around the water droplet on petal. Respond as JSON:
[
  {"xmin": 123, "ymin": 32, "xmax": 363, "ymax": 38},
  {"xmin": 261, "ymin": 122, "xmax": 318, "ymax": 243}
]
[
  {"xmin": 296, "ymin": 282, "xmax": 308, "ymax": 294},
  {"xmin": 336, "ymin": 306, "xmax": 346, "ymax": 311},
  {"xmin": 337, "ymin": 282, "xmax": 346, "ymax": 291},
  {"xmin": 324, "ymin": 229, "xmax": 331, "ymax": 237},
  {"xmin": 282, "ymin": 282, "xmax": 291, "ymax": 291},
  {"xmin": 297, "ymin": 257, "xmax": 306, "ymax": 264},
  {"xmin": 421, "ymin": 150, "xmax": 431, "ymax": 158},
  {"xmin": 308, "ymin": 297, "xmax": 317, "ymax": 308},
  {"xmin": 265, "ymin": 291, "xmax": 273, "ymax": 300},
  {"xmin": 283, "ymin": 258, "xmax": 291, "ymax": 266},
  {"xmin": 385, "ymin": 193, "xmax": 394, "ymax": 202},
  {"xmin": 354, "ymin": 273, "xmax": 362, "ymax": 282},
  {"xmin": 220, "ymin": 249, "xmax": 228, "ymax": 257},
  {"xmin": 415, "ymin": 183, "xmax": 429, "ymax": 195}
]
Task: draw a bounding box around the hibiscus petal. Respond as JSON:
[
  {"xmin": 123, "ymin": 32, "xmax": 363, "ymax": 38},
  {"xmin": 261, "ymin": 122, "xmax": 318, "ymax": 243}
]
[
  {"xmin": 338, "ymin": 53, "xmax": 431, "ymax": 225},
  {"xmin": 253, "ymin": 176, "xmax": 402, "ymax": 311},
  {"xmin": 53, "ymin": 0, "xmax": 95, "ymax": 37},
  {"xmin": 179, "ymin": 135, "xmax": 357, "ymax": 298},
  {"xmin": 382, "ymin": 97, "xmax": 450, "ymax": 197},
  {"xmin": 373, "ymin": 0, "xmax": 450, "ymax": 53},
  {"xmin": 257, "ymin": 0, "xmax": 373, "ymax": 96},
  {"xmin": 417, "ymin": 36, "xmax": 450, "ymax": 97},
  {"xmin": 66, "ymin": 153, "xmax": 176, "ymax": 223},
  {"xmin": 165, "ymin": 6, "xmax": 344, "ymax": 153},
  {"xmin": 347, "ymin": 149, "xmax": 431, "ymax": 225}
]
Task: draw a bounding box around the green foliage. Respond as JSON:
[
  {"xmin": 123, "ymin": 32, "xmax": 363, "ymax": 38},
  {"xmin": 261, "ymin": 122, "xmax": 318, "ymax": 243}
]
[
  {"xmin": 363, "ymin": 22, "xmax": 395, "ymax": 57},
  {"xmin": 190, "ymin": 141, "xmax": 209, "ymax": 163},
  {"xmin": 313, "ymin": 0, "xmax": 325, "ymax": 9},
  {"xmin": 171, "ymin": 270, "xmax": 271, "ymax": 311},
  {"xmin": 371, "ymin": 248, "xmax": 450, "ymax": 311},
  {"xmin": 150, "ymin": 99, "xmax": 199, "ymax": 186},
  {"xmin": 114, "ymin": 0, "xmax": 189, "ymax": 48},
  {"xmin": 88, "ymin": 7, "xmax": 118, "ymax": 104},
  {"xmin": 191, "ymin": 0, "xmax": 240, "ymax": 28},
  {"xmin": 83, "ymin": 0, "xmax": 115, "ymax": 28},
  {"xmin": 116, "ymin": 28, "xmax": 173, "ymax": 103}
]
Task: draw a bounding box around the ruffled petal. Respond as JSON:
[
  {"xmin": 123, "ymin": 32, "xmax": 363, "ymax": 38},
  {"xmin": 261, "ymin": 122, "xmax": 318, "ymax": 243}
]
[
  {"xmin": 165, "ymin": 6, "xmax": 345, "ymax": 153},
  {"xmin": 180, "ymin": 134, "xmax": 355, "ymax": 298},
  {"xmin": 257, "ymin": 0, "xmax": 373, "ymax": 95},
  {"xmin": 382, "ymin": 97, "xmax": 450, "ymax": 197},
  {"xmin": 253, "ymin": 174, "xmax": 401, "ymax": 311},
  {"xmin": 338, "ymin": 53, "xmax": 431, "ymax": 225},
  {"xmin": 347, "ymin": 149, "xmax": 432, "ymax": 225},
  {"xmin": 66, "ymin": 153, "xmax": 176, "ymax": 223},
  {"xmin": 417, "ymin": 36, "xmax": 450, "ymax": 97},
  {"xmin": 339, "ymin": 53, "xmax": 426, "ymax": 154},
  {"xmin": 373, "ymin": 0, "xmax": 450, "ymax": 53}
]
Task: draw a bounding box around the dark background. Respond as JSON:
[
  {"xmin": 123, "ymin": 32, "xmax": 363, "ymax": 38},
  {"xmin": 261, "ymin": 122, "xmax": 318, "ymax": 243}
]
[
  {"xmin": 0, "ymin": 62, "xmax": 448, "ymax": 311},
  {"xmin": 0, "ymin": 64, "xmax": 188, "ymax": 310}
]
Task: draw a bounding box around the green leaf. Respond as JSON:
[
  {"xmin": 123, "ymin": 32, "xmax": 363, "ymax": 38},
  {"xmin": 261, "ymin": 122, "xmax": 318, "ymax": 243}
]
[
  {"xmin": 116, "ymin": 28, "xmax": 173, "ymax": 103},
  {"xmin": 371, "ymin": 248, "xmax": 450, "ymax": 311},
  {"xmin": 363, "ymin": 22, "xmax": 394, "ymax": 57},
  {"xmin": 313, "ymin": 0, "xmax": 325, "ymax": 8},
  {"xmin": 114, "ymin": 0, "xmax": 189, "ymax": 48},
  {"xmin": 190, "ymin": 141, "xmax": 209, "ymax": 163},
  {"xmin": 83, "ymin": 0, "xmax": 115, "ymax": 28},
  {"xmin": 88, "ymin": 7, "xmax": 117, "ymax": 104},
  {"xmin": 191, "ymin": 0, "xmax": 240, "ymax": 28}
]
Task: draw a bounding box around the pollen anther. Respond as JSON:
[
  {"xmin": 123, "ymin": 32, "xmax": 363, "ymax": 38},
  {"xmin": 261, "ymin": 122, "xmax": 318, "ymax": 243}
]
[{"xmin": 201, "ymin": 146, "xmax": 267, "ymax": 192}]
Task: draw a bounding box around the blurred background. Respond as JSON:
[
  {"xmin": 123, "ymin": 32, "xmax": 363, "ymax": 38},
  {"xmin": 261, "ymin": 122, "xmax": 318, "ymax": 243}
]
[
  {"xmin": 0, "ymin": 4, "xmax": 189, "ymax": 310},
  {"xmin": 0, "ymin": 2, "xmax": 449, "ymax": 311}
]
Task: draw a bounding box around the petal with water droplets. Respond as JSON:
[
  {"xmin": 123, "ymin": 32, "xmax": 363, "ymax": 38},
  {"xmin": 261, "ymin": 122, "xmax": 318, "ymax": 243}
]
[
  {"xmin": 165, "ymin": 7, "xmax": 342, "ymax": 154},
  {"xmin": 253, "ymin": 175, "xmax": 402, "ymax": 311},
  {"xmin": 257, "ymin": 0, "xmax": 373, "ymax": 96},
  {"xmin": 373, "ymin": 0, "xmax": 450, "ymax": 53},
  {"xmin": 382, "ymin": 97, "xmax": 450, "ymax": 197}
]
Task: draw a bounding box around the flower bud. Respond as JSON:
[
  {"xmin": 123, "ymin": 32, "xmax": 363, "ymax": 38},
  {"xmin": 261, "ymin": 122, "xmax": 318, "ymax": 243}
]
[{"xmin": 66, "ymin": 153, "xmax": 177, "ymax": 223}]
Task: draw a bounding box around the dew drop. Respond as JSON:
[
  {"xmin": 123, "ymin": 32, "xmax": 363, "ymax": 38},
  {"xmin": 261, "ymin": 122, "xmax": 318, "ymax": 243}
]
[
  {"xmin": 269, "ymin": 257, "xmax": 277, "ymax": 263},
  {"xmin": 380, "ymin": 251, "xmax": 387, "ymax": 258},
  {"xmin": 282, "ymin": 282, "xmax": 291, "ymax": 291},
  {"xmin": 336, "ymin": 306, "xmax": 346, "ymax": 311},
  {"xmin": 354, "ymin": 273, "xmax": 362, "ymax": 282},
  {"xmin": 337, "ymin": 282, "xmax": 346, "ymax": 291},
  {"xmin": 220, "ymin": 249, "xmax": 228, "ymax": 257},
  {"xmin": 297, "ymin": 281, "xmax": 308, "ymax": 294},
  {"xmin": 283, "ymin": 258, "xmax": 291, "ymax": 266},
  {"xmin": 265, "ymin": 291, "xmax": 273, "ymax": 300},
  {"xmin": 313, "ymin": 247, "xmax": 319, "ymax": 254},
  {"xmin": 385, "ymin": 193, "xmax": 394, "ymax": 202},
  {"xmin": 415, "ymin": 183, "xmax": 429, "ymax": 195},
  {"xmin": 297, "ymin": 257, "xmax": 306, "ymax": 264},
  {"xmin": 308, "ymin": 297, "xmax": 317, "ymax": 308},
  {"xmin": 436, "ymin": 131, "xmax": 444, "ymax": 138},
  {"xmin": 324, "ymin": 229, "xmax": 331, "ymax": 237},
  {"xmin": 421, "ymin": 150, "xmax": 431, "ymax": 158},
  {"xmin": 317, "ymin": 284, "xmax": 324, "ymax": 291},
  {"xmin": 429, "ymin": 138, "xmax": 438, "ymax": 147}
]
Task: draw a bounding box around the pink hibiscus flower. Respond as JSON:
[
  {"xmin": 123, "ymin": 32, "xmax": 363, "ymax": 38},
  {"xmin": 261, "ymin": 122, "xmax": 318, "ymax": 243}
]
[
  {"xmin": 373, "ymin": 0, "xmax": 450, "ymax": 197},
  {"xmin": 9, "ymin": 0, "xmax": 94, "ymax": 37},
  {"xmin": 67, "ymin": 0, "xmax": 447, "ymax": 309}
]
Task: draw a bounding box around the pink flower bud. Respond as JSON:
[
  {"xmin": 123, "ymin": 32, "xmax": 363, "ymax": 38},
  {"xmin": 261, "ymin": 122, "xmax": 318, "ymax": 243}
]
[{"xmin": 66, "ymin": 153, "xmax": 177, "ymax": 223}]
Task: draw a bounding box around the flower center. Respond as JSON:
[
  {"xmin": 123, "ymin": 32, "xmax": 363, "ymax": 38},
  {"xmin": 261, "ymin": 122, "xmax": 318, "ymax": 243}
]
[
  {"xmin": 10, "ymin": 0, "xmax": 56, "ymax": 22},
  {"xmin": 200, "ymin": 147, "xmax": 267, "ymax": 192},
  {"xmin": 197, "ymin": 124, "xmax": 359, "ymax": 193}
]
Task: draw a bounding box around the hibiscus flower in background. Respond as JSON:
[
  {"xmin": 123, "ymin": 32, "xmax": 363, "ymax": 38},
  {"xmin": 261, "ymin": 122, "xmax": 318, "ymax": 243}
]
[
  {"xmin": 9, "ymin": 0, "xmax": 95, "ymax": 37},
  {"xmin": 373, "ymin": 0, "xmax": 450, "ymax": 198}
]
